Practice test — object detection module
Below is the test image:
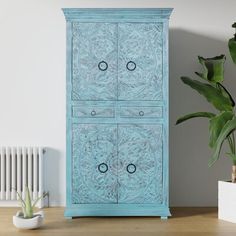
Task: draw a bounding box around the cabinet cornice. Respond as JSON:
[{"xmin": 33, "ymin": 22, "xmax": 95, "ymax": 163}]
[{"xmin": 62, "ymin": 8, "xmax": 173, "ymax": 21}]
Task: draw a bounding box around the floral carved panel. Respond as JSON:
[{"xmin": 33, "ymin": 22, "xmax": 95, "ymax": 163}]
[
  {"xmin": 117, "ymin": 124, "xmax": 163, "ymax": 203},
  {"xmin": 72, "ymin": 124, "xmax": 118, "ymax": 203},
  {"xmin": 72, "ymin": 23, "xmax": 117, "ymax": 100},
  {"xmin": 118, "ymin": 23, "xmax": 163, "ymax": 101}
]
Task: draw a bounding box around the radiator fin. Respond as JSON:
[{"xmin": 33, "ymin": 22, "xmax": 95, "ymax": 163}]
[{"xmin": 0, "ymin": 147, "xmax": 44, "ymax": 208}]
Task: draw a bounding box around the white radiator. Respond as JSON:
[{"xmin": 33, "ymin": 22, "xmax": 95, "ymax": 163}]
[{"xmin": 0, "ymin": 147, "xmax": 45, "ymax": 208}]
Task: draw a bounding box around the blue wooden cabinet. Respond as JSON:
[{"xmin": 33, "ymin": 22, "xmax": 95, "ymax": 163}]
[{"xmin": 63, "ymin": 8, "xmax": 173, "ymax": 218}]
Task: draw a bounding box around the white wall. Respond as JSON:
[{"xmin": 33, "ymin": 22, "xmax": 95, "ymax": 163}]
[{"xmin": 0, "ymin": 0, "xmax": 236, "ymax": 206}]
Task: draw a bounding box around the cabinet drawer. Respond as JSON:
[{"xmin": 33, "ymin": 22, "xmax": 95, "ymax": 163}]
[
  {"xmin": 120, "ymin": 106, "xmax": 162, "ymax": 118},
  {"xmin": 72, "ymin": 106, "xmax": 115, "ymax": 118}
]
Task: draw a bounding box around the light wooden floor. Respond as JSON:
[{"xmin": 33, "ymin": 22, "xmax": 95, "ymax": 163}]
[{"xmin": 0, "ymin": 207, "xmax": 236, "ymax": 236}]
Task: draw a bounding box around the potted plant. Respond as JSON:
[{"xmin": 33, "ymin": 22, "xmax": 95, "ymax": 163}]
[
  {"xmin": 13, "ymin": 187, "xmax": 48, "ymax": 229},
  {"xmin": 176, "ymin": 23, "xmax": 236, "ymax": 223}
]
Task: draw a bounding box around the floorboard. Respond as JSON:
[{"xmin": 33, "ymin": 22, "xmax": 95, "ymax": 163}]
[{"xmin": 0, "ymin": 207, "xmax": 235, "ymax": 236}]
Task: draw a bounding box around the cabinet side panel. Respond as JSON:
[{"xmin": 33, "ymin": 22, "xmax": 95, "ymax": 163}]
[
  {"xmin": 162, "ymin": 20, "xmax": 170, "ymax": 208},
  {"xmin": 66, "ymin": 21, "xmax": 73, "ymax": 207}
]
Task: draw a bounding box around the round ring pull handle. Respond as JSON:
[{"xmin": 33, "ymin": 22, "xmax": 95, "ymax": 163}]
[
  {"xmin": 91, "ymin": 110, "xmax": 96, "ymax": 116},
  {"xmin": 98, "ymin": 163, "xmax": 108, "ymax": 173},
  {"xmin": 126, "ymin": 61, "xmax": 136, "ymax": 71},
  {"xmin": 98, "ymin": 61, "xmax": 108, "ymax": 71},
  {"xmin": 127, "ymin": 164, "xmax": 136, "ymax": 174},
  {"xmin": 139, "ymin": 111, "xmax": 144, "ymax": 116}
]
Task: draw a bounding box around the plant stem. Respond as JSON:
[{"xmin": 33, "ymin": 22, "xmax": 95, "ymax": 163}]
[
  {"xmin": 232, "ymin": 132, "xmax": 235, "ymax": 154},
  {"xmin": 232, "ymin": 165, "xmax": 236, "ymax": 183},
  {"xmin": 227, "ymin": 133, "xmax": 236, "ymax": 166},
  {"xmin": 228, "ymin": 135, "xmax": 234, "ymax": 153}
]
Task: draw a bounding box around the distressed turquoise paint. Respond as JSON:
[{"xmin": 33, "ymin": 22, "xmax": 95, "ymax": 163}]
[
  {"xmin": 162, "ymin": 20, "xmax": 170, "ymax": 208},
  {"xmin": 118, "ymin": 23, "xmax": 163, "ymax": 100},
  {"xmin": 64, "ymin": 204, "xmax": 171, "ymax": 217},
  {"xmin": 66, "ymin": 20, "xmax": 73, "ymax": 208},
  {"xmin": 62, "ymin": 8, "xmax": 173, "ymax": 22},
  {"xmin": 72, "ymin": 124, "xmax": 117, "ymax": 203},
  {"xmin": 117, "ymin": 124, "xmax": 163, "ymax": 203},
  {"xmin": 63, "ymin": 8, "xmax": 173, "ymax": 218},
  {"xmin": 72, "ymin": 23, "xmax": 117, "ymax": 100}
]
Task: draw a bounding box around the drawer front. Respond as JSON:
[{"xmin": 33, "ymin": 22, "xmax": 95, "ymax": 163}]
[
  {"xmin": 72, "ymin": 106, "xmax": 115, "ymax": 118},
  {"xmin": 120, "ymin": 106, "xmax": 162, "ymax": 118}
]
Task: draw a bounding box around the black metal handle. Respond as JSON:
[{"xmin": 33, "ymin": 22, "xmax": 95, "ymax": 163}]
[
  {"xmin": 127, "ymin": 164, "xmax": 136, "ymax": 174},
  {"xmin": 139, "ymin": 111, "xmax": 144, "ymax": 116},
  {"xmin": 98, "ymin": 61, "xmax": 108, "ymax": 71},
  {"xmin": 98, "ymin": 163, "xmax": 108, "ymax": 173},
  {"xmin": 91, "ymin": 110, "xmax": 96, "ymax": 116},
  {"xmin": 126, "ymin": 61, "xmax": 136, "ymax": 71}
]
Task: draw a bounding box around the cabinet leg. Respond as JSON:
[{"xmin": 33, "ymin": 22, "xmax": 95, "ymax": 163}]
[{"xmin": 161, "ymin": 216, "xmax": 168, "ymax": 220}]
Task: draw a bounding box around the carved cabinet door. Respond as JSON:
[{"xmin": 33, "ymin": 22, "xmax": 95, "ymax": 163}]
[
  {"xmin": 72, "ymin": 23, "xmax": 117, "ymax": 100},
  {"xmin": 72, "ymin": 124, "xmax": 118, "ymax": 203},
  {"xmin": 117, "ymin": 124, "xmax": 163, "ymax": 203},
  {"xmin": 118, "ymin": 23, "xmax": 163, "ymax": 101}
]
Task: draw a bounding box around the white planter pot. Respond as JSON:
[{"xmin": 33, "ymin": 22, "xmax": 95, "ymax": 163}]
[
  {"xmin": 218, "ymin": 180, "xmax": 236, "ymax": 223},
  {"xmin": 13, "ymin": 211, "xmax": 44, "ymax": 229}
]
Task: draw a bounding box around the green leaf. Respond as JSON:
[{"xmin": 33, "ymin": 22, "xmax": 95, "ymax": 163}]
[
  {"xmin": 195, "ymin": 72, "xmax": 215, "ymax": 85},
  {"xmin": 181, "ymin": 77, "xmax": 233, "ymax": 111},
  {"xmin": 24, "ymin": 186, "xmax": 33, "ymax": 218},
  {"xmin": 229, "ymin": 38, "xmax": 236, "ymax": 64},
  {"xmin": 217, "ymin": 83, "xmax": 235, "ymax": 107},
  {"xmin": 197, "ymin": 55, "xmax": 226, "ymax": 83},
  {"xmin": 209, "ymin": 111, "xmax": 234, "ymax": 148},
  {"xmin": 195, "ymin": 72, "xmax": 206, "ymax": 81},
  {"xmin": 209, "ymin": 117, "xmax": 236, "ymax": 167},
  {"xmin": 176, "ymin": 112, "xmax": 215, "ymax": 125},
  {"xmin": 32, "ymin": 192, "xmax": 48, "ymax": 208}
]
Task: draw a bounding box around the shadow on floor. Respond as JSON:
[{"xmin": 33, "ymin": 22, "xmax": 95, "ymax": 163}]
[{"xmin": 170, "ymin": 207, "xmax": 217, "ymax": 219}]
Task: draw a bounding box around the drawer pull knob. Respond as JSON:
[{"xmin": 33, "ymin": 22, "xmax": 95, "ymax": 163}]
[
  {"xmin": 91, "ymin": 110, "xmax": 96, "ymax": 116},
  {"xmin": 98, "ymin": 163, "xmax": 108, "ymax": 173},
  {"xmin": 127, "ymin": 164, "xmax": 136, "ymax": 174},
  {"xmin": 126, "ymin": 61, "xmax": 136, "ymax": 71},
  {"xmin": 98, "ymin": 61, "xmax": 108, "ymax": 71},
  {"xmin": 139, "ymin": 111, "xmax": 144, "ymax": 116}
]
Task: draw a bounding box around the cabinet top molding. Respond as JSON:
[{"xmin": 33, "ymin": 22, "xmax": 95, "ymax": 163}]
[{"xmin": 62, "ymin": 8, "xmax": 173, "ymax": 21}]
